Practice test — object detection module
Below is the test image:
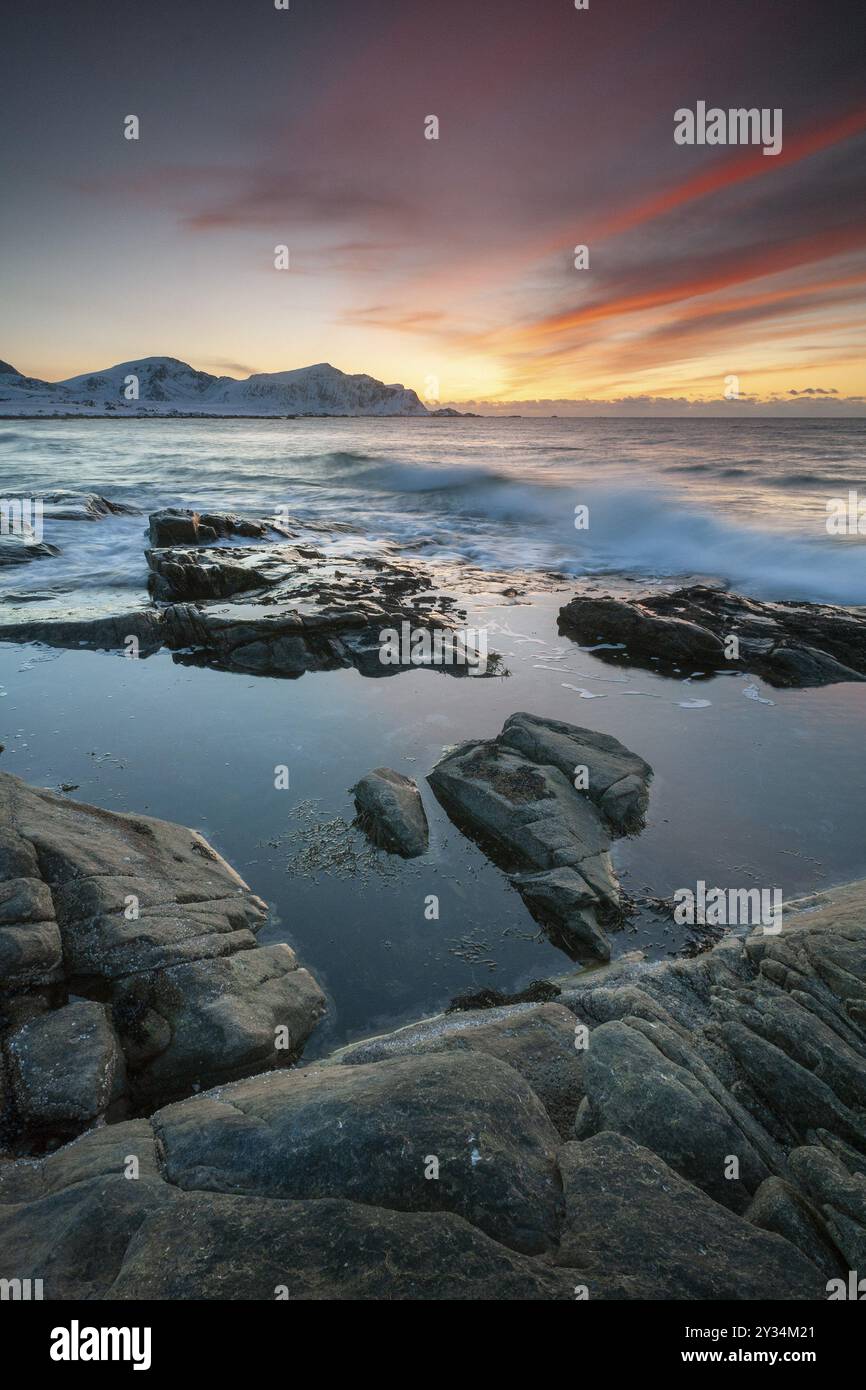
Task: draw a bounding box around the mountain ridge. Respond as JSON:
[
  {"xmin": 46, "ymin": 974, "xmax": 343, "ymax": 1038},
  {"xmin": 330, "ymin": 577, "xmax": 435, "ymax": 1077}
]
[{"xmin": 0, "ymin": 356, "xmax": 431, "ymax": 417}]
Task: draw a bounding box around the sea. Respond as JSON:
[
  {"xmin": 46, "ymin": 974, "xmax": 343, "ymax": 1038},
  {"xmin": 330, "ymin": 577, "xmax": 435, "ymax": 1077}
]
[{"xmin": 1, "ymin": 416, "xmax": 865, "ymax": 1050}]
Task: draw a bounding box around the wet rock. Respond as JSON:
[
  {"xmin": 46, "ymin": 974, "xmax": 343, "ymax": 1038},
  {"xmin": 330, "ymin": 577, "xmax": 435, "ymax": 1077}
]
[
  {"xmin": 0, "ymin": 609, "xmax": 164, "ymax": 654},
  {"xmin": 556, "ymin": 1132, "xmax": 824, "ymax": 1299},
  {"xmin": 0, "ymin": 555, "xmax": 476, "ymax": 682},
  {"xmin": 0, "ymin": 535, "xmax": 61, "ymax": 565},
  {"xmin": 447, "ymin": 979, "xmax": 561, "ymax": 1012},
  {"xmin": 146, "ymin": 548, "xmax": 277, "ymax": 601},
  {"xmin": 428, "ymin": 714, "xmax": 652, "ymax": 961},
  {"xmin": 148, "ymin": 508, "xmax": 271, "ymax": 547},
  {"xmin": 40, "ymin": 492, "xmax": 139, "ymax": 522},
  {"xmin": 351, "ymin": 767, "xmax": 429, "ymax": 857},
  {"xmin": 153, "ymin": 1050, "xmax": 563, "ymax": 1255},
  {"xmin": 558, "ymin": 584, "xmax": 866, "ymax": 688}
]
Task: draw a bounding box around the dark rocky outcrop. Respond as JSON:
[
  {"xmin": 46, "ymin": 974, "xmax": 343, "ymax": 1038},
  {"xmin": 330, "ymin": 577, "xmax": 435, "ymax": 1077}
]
[
  {"xmin": 147, "ymin": 508, "xmax": 272, "ymax": 547},
  {"xmin": 0, "ymin": 774, "xmax": 325, "ymax": 1151},
  {"xmin": 428, "ymin": 712, "xmax": 652, "ymax": 961},
  {"xmin": 0, "ymin": 492, "xmax": 138, "ymax": 565},
  {"xmin": 558, "ymin": 584, "xmax": 866, "ymax": 687},
  {"xmin": 0, "ymin": 534, "xmax": 482, "ymax": 680},
  {"xmin": 556, "ymin": 1132, "xmax": 822, "ymax": 1300},
  {"xmin": 152, "ymin": 1050, "xmax": 563, "ymax": 1255},
  {"xmin": 351, "ymin": 767, "xmax": 429, "ymax": 857},
  {"xmin": 2, "ymin": 778, "xmax": 864, "ymax": 1301}
]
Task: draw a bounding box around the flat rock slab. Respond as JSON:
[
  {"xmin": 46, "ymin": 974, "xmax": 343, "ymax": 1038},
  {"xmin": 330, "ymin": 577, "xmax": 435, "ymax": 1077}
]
[
  {"xmin": 428, "ymin": 712, "xmax": 652, "ymax": 961},
  {"xmin": 556, "ymin": 1133, "xmax": 824, "ymax": 1299},
  {"xmin": 352, "ymin": 767, "xmax": 429, "ymax": 857},
  {"xmin": 0, "ymin": 774, "xmax": 325, "ymax": 1149},
  {"xmin": 152, "ymin": 1049, "xmax": 563, "ymax": 1255},
  {"xmin": 558, "ymin": 583, "xmax": 866, "ymax": 688}
]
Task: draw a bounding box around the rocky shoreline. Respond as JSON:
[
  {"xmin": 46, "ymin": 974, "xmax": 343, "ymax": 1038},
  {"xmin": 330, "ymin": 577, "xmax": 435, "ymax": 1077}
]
[
  {"xmin": 1, "ymin": 749, "xmax": 864, "ymax": 1298},
  {"xmin": 1, "ymin": 499, "xmax": 866, "ymax": 1299}
]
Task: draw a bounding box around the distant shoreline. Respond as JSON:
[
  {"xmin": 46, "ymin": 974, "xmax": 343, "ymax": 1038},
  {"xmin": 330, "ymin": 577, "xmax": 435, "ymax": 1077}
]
[{"xmin": 4, "ymin": 412, "xmax": 866, "ymax": 422}]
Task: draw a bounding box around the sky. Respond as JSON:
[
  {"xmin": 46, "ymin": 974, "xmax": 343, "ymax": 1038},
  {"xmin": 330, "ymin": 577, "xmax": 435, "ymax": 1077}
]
[{"xmin": 2, "ymin": 0, "xmax": 865, "ymax": 412}]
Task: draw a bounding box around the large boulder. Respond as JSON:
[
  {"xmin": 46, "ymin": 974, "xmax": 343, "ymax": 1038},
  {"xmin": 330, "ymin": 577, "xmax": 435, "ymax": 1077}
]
[
  {"xmin": 0, "ymin": 774, "xmax": 325, "ymax": 1149},
  {"xmin": 329, "ymin": 1000, "xmax": 584, "ymax": 1137},
  {"xmin": 429, "ymin": 714, "xmax": 652, "ymax": 961},
  {"xmin": 351, "ymin": 767, "xmax": 429, "ymax": 857},
  {"xmin": 152, "ymin": 1050, "xmax": 563, "ymax": 1254}
]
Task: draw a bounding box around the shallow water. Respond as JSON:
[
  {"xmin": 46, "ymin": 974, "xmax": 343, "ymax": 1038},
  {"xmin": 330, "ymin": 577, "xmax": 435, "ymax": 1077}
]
[{"xmin": 2, "ymin": 589, "xmax": 865, "ymax": 1053}]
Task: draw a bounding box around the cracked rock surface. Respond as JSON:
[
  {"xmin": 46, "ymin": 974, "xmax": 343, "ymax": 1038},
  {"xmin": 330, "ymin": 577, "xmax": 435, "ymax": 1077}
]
[
  {"xmin": 0, "ymin": 774, "xmax": 325, "ymax": 1150},
  {"xmin": 428, "ymin": 712, "xmax": 652, "ymax": 961}
]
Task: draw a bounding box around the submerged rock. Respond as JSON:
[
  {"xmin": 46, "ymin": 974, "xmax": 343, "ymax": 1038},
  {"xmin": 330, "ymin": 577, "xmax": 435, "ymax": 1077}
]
[
  {"xmin": 0, "ymin": 774, "xmax": 325, "ymax": 1150},
  {"xmin": 0, "ymin": 535, "xmax": 60, "ymax": 565},
  {"xmin": 558, "ymin": 584, "xmax": 866, "ymax": 688},
  {"xmin": 352, "ymin": 767, "xmax": 429, "ymax": 857},
  {"xmin": 428, "ymin": 712, "xmax": 652, "ymax": 961},
  {"xmin": 39, "ymin": 492, "xmax": 139, "ymax": 522}
]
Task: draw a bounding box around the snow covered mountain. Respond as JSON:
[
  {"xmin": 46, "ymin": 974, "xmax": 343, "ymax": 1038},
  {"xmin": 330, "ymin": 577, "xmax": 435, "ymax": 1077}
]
[{"xmin": 0, "ymin": 357, "xmax": 430, "ymax": 417}]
